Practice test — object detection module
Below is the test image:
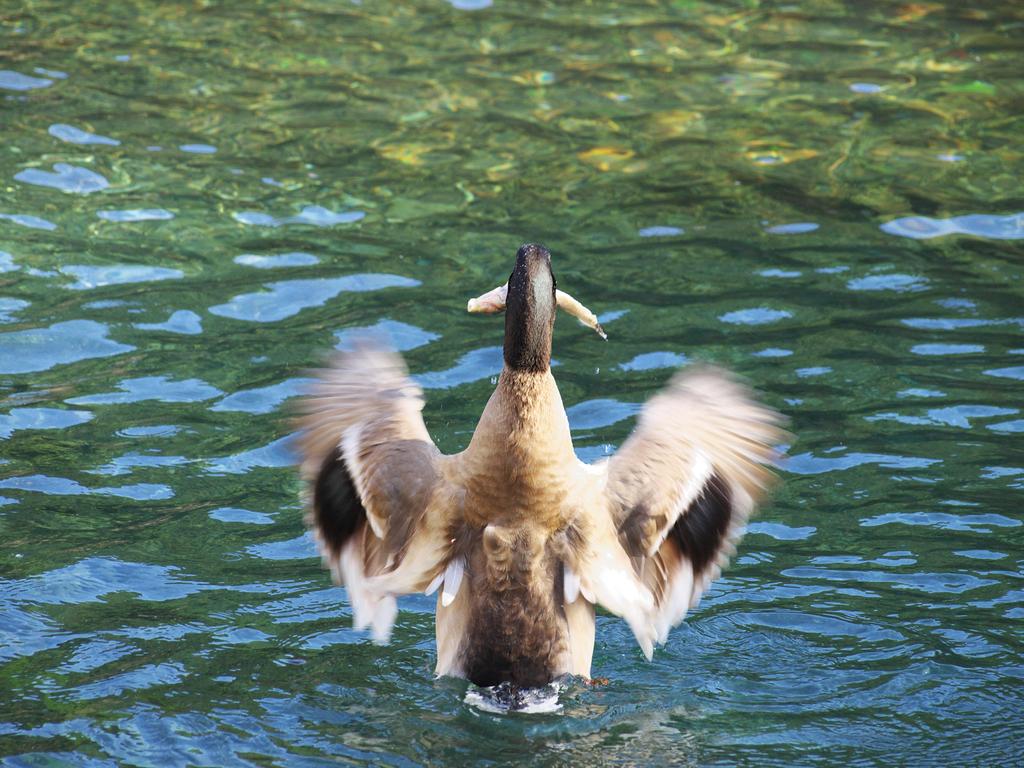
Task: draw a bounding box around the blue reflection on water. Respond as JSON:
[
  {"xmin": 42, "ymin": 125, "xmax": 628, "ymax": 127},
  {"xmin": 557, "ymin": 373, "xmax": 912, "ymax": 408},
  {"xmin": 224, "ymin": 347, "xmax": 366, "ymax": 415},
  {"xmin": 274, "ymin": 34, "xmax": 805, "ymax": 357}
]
[
  {"xmin": 234, "ymin": 252, "xmax": 319, "ymax": 269},
  {"xmin": 206, "ymin": 435, "xmax": 296, "ymax": 475},
  {"xmin": 67, "ymin": 376, "xmax": 223, "ymax": 405},
  {"xmin": 247, "ymin": 532, "xmax": 317, "ymax": 561},
  {"xmin": 414, "ymin": 346, "xmax": 504, "ymax": 389},
  {"xmin": 910, "ymin": 343, "xmax": 984, "ymax": 356},
  {"xmin": 882, "ymin": 212, "xmax": 1024, "ymax": 240},
  {"xmin": 0, "ymin": 475, "xmax": 173, "ymax": 500},
  {"xmin": 984, "ymin": 366, "xmax": 1024, "ymax": 381},
  {"xmin": 180, "ymin": 143, "xmax": 217, "ymax": 154},
  {"xmin": 0, "ymin": 213, "xmax": 57, "ymax": 230},
  {"xmin": 0, "ymin": 298, "xmax": 30, "ymax": 323},
  {"xmin": 86, "ymin": 452, "xmax": 190, "ymax": 477},
  {"xmin": 97, "ymin": 209, "xmax": 174, "ymax": 222},
  {"xmin": 747, "ymin": 522, "xmax": 817, "ymax": 541},
  {"xmin": 209, "ymin": 274, "xmax": 419, "ymax": 322},
  {"xmin": 860, "ymin": 511, "xmax": 1021, "ymax": 532},
  {"xmin": 0, "ymin": 408, "xmax": 93, "ymax": 439},
  {"xmin": 617, "ymin": 351, "xmax": 687, "ymax": 371},
  {"xmin": 135, "ymin": 310, "xmax": 203, "ymax": 335},
  {"xmin": 211, "ymin": 378, "xmax": 316, "ymax": 414},
  {"xmin": 14, "ymin": 164, "xmax": 109, "ymax": 193},
  {"xmin": 866, "ymin": 405, "xmax": 1017, "ymax": 429},
  {"xmin": 638, "ymin": 225, "xmax": 684, "ymax": 237},
  {"xmin": 61, "ymin": 264, "xmax": 184, "ymax": 289},
  {"xmin": 210, "ymin": 507, "xmax": 275, "ymax": 525},
  {"xmin": 785, "ymin": 450, "xmax": 941, "ymax": 474},
  {"xmin": 335, "ymin": 319, "xmax": 440, "ymax": 353},
  {"xmin": 0, "ymin": 70, "xmax": 54, "ymax": 90},
  {"xmin": 566, "ymin": 398, "xmax": 641, "ymax": 430},
  {"xmin": 847, "ymin": 273, "xmax": 927, "ymax": 292},
  {"xmin": 233, "ymin": 205, "xmax": 366, "ymax": 227},
  {"xmin": 719, "ymin": 307, "xmax": 793, "ymax": 325},
  {"xmin": 48, "ymin": 123, "xmax": 119, "ymax": 145},
  {"xmin": 765, "ymin": 222, "xmax": 818, "ymax": 234},
  {"xmin": 0, "ymin": 320, "xmax": 133, "ymax": 374}
]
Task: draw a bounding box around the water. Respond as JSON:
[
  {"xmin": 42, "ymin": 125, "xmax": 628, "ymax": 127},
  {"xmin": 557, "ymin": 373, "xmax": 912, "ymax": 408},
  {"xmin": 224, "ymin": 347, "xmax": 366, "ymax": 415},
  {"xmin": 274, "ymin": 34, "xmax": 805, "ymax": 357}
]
[{"xmin": 1, "ymin": 0, "xmax": 1022, "ymax": 764}]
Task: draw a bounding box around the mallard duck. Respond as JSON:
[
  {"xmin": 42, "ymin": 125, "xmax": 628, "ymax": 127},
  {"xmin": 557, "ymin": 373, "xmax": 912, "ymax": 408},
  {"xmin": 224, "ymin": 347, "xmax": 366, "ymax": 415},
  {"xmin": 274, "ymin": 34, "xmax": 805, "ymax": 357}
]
[{"xmin": 297, "ymin": 243, "xmax": 783, "ymax": 689}]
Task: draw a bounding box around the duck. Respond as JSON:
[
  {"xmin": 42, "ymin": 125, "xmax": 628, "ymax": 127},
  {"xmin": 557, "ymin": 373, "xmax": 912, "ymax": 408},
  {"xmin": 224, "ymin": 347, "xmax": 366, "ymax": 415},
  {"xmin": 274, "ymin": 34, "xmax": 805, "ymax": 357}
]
[{"xmin": 296, "ymin": 243, "xmax": 784, "ymax": 689}]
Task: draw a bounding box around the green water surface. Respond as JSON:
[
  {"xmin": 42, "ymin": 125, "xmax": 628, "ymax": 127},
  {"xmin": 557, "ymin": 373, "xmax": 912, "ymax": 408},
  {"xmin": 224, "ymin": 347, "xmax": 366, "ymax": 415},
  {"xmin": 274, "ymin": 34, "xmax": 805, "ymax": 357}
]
[{"xmin": 1, "ymin": 1, "xmax": 1023, "ymax": 765}]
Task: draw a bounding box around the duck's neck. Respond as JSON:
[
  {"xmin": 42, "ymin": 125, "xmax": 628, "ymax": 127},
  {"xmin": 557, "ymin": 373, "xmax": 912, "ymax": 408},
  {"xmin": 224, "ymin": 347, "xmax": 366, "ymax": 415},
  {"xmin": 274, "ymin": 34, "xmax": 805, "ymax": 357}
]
[
  {"xmin": 497, "ymin": 367, "xmax": 554, "ymax": 426},
  {"xmin": 460, "ymin": 367, "xmax": 574, "ymax": 524}
]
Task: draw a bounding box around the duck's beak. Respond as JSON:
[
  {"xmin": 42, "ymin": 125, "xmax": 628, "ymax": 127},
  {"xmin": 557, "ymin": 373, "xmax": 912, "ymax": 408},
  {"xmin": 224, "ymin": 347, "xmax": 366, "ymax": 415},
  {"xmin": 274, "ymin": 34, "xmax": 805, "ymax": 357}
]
[{"xmin": 467, "ymin": 282, "xmax": 607, "ymax": 340}]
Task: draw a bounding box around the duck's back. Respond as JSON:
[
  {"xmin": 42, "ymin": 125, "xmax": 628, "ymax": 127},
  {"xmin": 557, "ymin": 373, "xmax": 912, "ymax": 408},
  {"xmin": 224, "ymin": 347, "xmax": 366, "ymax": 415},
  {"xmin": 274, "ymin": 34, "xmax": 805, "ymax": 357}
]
[{"xmin": 434, "ymin": 370, "xmax": 596, "ymax": 687}]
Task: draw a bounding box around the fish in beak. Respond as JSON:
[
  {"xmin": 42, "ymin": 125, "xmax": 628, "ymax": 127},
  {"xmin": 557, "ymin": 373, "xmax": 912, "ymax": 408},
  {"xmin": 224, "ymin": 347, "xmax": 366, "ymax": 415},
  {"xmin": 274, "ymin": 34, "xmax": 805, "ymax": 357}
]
[{"xmin": 468, "ymin": 282, "xmax": 607, "ymax": 340}]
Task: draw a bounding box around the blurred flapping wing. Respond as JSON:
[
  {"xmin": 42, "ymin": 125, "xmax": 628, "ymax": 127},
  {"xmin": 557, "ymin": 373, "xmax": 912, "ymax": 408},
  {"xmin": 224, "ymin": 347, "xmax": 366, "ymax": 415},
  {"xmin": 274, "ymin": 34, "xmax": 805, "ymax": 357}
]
[
  {"xmin": 600, "ymin": 366, "xmax": 785, "ymax": 649},
  {"xmin": 296, "ymin": 344, "xmax": 458, "ymax": 642}
]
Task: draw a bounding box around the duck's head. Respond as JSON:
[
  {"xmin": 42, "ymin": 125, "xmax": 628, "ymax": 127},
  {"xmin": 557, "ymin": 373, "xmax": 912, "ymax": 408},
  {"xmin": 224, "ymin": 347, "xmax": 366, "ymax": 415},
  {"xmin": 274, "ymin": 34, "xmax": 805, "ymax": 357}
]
[{"xmin": 467, "ymin": 243, "xmax": 606, "ymax": 373}]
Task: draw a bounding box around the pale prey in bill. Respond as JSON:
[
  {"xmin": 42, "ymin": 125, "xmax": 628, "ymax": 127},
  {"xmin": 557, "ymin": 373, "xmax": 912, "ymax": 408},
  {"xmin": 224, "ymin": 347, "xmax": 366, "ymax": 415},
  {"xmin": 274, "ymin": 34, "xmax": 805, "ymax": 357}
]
[{"xmin": 296, "ymin": 243, "xmax": 784, "ymax": 709}]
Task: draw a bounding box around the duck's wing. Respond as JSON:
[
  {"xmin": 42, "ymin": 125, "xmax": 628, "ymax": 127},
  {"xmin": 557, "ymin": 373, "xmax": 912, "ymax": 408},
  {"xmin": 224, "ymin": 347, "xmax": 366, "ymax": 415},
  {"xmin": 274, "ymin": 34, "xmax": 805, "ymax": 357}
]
[
  {"xmin": 577, "ymin": 366, "xmax": 784, "ymax": 656},
  {"xmin": 296, "ymin": 345, "xmax": 461, "ymax": 643}
]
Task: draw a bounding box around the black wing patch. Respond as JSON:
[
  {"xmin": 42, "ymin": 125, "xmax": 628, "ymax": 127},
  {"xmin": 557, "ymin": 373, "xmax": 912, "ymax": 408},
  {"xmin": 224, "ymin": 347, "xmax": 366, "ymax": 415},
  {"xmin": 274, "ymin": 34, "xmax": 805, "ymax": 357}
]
[
  {"xmin": 312, "ymin": 444, "xmax": 367, "ymax": 557},
  {"xmin": 667, "ymin": 473, "xmax": 733, "ymax": 576}
]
